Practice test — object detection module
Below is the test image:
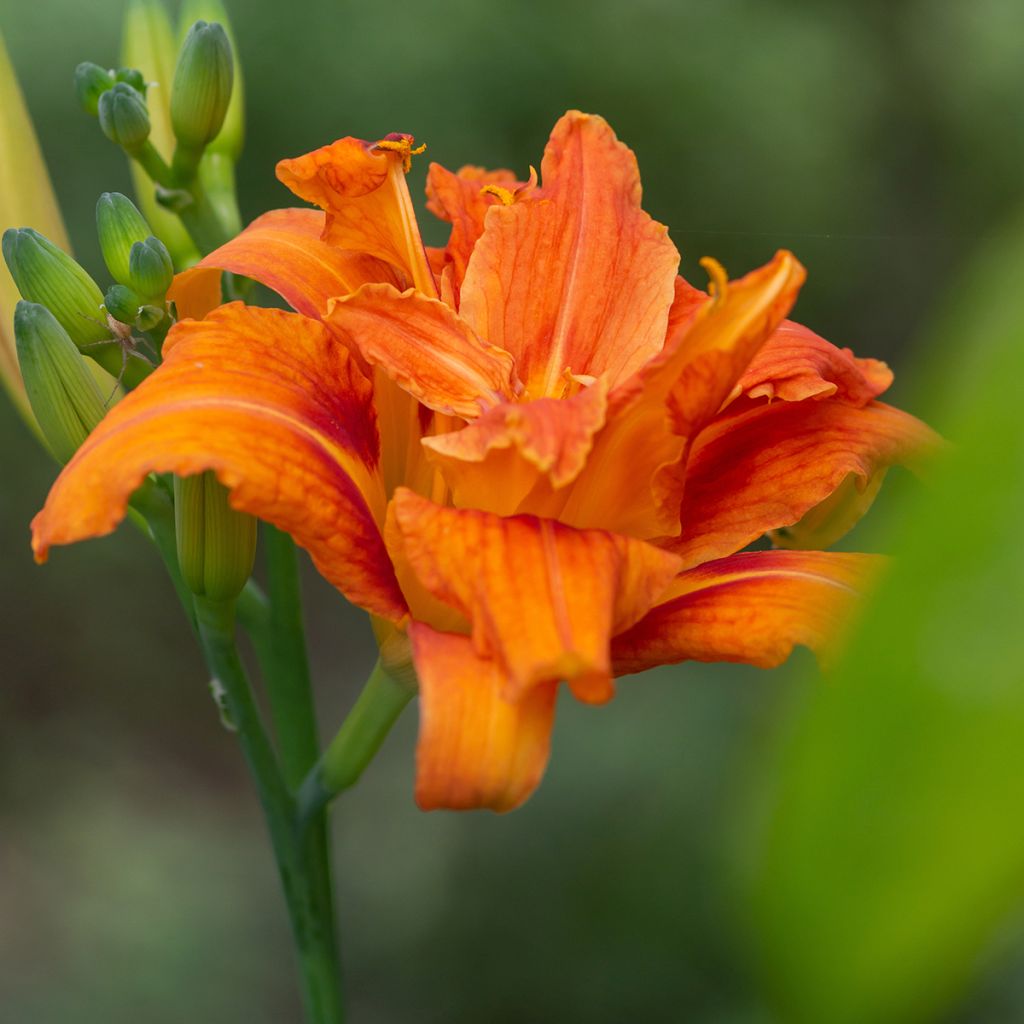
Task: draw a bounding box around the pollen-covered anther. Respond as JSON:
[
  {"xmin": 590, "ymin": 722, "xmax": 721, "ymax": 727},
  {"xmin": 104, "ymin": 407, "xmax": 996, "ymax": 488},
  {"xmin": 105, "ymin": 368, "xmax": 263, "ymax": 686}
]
[
  {"xmin": 480, "ymin": 166, "xmax": 539, "ymax": 206},
  {"xmin": 700, "ymin": 256, "xmax": 729, "ymax": 304},
  {"xmin": 373, "ymin": 133, "xmax": 427, "ymax": 173},
  {"xmin": 480, "ymin": 184, "xmax": 517, "ymax": 206}
]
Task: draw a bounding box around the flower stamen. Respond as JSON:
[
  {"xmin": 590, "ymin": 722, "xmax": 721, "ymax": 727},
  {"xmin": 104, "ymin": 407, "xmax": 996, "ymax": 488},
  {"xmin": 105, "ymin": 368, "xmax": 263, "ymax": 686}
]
[
  {"xmin": 374, "ymin": 134, "xmax": 427, "ymax": 173},
  {"xmin": 700, "ymin": 256, "xmax": 729, "ymax": 304}
]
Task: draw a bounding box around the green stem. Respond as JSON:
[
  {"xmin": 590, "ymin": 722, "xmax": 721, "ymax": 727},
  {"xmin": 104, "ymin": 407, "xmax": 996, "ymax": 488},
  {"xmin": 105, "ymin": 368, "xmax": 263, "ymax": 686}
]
[
  {"xmin": 263, "ymin": 526, "xmax": 319, "ymax": 787},
  {"xmin": 194, "ymin": 596, "xmax": 344, "ymax": 1024},
  {"xmin": 297, "ymin": 659, "xmax": 416, "ymax": 830},
  {"xmin": 177, "ymin": 175, "xmax": 231, "ymax": 255},
  {"xmin": 130, "ymin": 478, "xmax": 196, "ymax": 631},
  {"xmin": 132, "ymin": 140, "xmax": 174, "ymax": 187},
  {"xmin": 259, "ymin": 526, "xmax": 338, "ymax": 966}
]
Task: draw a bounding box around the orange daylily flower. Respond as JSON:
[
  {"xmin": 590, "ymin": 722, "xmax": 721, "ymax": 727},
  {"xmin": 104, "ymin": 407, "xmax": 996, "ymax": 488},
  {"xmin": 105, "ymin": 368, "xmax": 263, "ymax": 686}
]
[{"xmin": 31, "ymin": 111, "xmax": 938, "ymax": 812}]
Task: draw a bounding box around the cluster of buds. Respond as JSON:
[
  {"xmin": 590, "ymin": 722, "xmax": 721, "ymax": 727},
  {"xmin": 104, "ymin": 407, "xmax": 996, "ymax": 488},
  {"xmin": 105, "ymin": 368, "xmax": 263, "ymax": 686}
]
[
  {"xmin": 0, "ymin": 0, "xmax": 254, "ymax": 604},
  {"xmin": 2, "ymin": 192, "xmax": 174, "ymax": 454},
  {"xmin": 97, "ymin": 191, "xmax": 174, "ymax": 330},
  {"xmin": 75, "ymin": 0, "xmax": 243, "ymax": 261}
]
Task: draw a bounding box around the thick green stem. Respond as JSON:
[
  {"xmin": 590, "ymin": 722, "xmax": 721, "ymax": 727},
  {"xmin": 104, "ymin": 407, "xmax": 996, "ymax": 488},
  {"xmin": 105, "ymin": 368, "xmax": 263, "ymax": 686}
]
[
  {"xmin": 260, "ymin": 526, "xmax": 338, "ymax": 965},
  {"xmin": 194, "ymin": 596, "xmax": 344, "ymax": 1024},
  {"xmin": 297, "ymin": 659, "xmax": 416, "ymax": 830},
  {"xmin": 176, "ymin": 175, "xmax": 231, "ymax": 255}
]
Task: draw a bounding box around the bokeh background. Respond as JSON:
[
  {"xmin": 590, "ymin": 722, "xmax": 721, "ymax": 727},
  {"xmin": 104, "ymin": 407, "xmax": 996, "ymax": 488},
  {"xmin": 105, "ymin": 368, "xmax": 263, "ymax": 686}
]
[{"xmin": 2, "ymin": 1, "xmax": 1023, "ymax": 1021}]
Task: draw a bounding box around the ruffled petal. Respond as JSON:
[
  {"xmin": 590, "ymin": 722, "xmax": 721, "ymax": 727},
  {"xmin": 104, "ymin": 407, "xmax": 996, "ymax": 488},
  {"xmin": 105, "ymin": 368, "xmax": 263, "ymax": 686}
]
[
  {"xmin": 728, "ymin": 318, "xmax": 893, "ymax": 408},
  {"xmin": 276, "ymin": 135, "xmax": 436, "ymax": 295},
  {"xmin": 410, "ymin": 622, "xmax": 558, "ymax": 812},
  {"xmin": 556, "ymin": 251, "xmax": 804, "ymax": 538},
  {"xmin": 168, "ymin": 208, "xmax": 401, "ymax": 322},
  {"xmin": 458, "ymin": 111, "xmax": 680, "ymax": 397},
  {"xmin": 326, "ymin": 283, "xmax": 519, "ymax": 419},
  {"xmin": 612, "ymin": 550, "xmax": 880, "ymax": 675},
  {"xmin": 389, "ymin": 489, "xmax": 682, "ymax": 704},
  {"xmin": 425, "ymin": 163, "xmax": 528, "ymax": 296},
  {"xmin": 421, "ymin": 377, "xmax": 608, "ymax": 514},
  {"xmin": 32, "ymin": 304, "xmax": 407, "ymax": 621},
  {"xmin": 670, "ymin": 399, "xmax": 941, "ymax": 568}
]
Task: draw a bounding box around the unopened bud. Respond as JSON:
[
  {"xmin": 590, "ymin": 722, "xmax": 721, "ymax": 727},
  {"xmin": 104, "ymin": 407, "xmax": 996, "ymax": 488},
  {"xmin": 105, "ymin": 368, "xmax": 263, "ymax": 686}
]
[
  {"xmin": 180, "ymin": 0, "xmax": 245, "ymax": 161},
  {"xmin": 771, "ymin": 471, "xmax": 888, "ymax": 551},
  {"xmin": 121, "ymin": 0, "xmax": 200, "ymax": 267},
  {"xmin": 170, "ymin": 21, "xmax": 233, "ymax": 151},
  {"xmin": 96, "ymin": 191, "xmax": 151, "ymax": 286},
  {"xmin": 175, "ymin": 472, "xmax": 257, "ymax": 602},
  {"xmin": 74, "ymin": 62, "xmax": 114, "ymax": 116},
  {"xmin": 2, "ymin": 228, "xmax": 108, "ymax": 348},
  {"xmin": 103, "ymin": 282, "xmax": 166, "ymax": 332},
  {"xmin": 103, "ymin": 283, "xmax": 144, "ymax": 325},
  {"xmin": 128, "ymin": 236, "xmax": 173, "ymax": 299},
  {"xmin": 98, "ymin": 82, "xmax": 150, "ymax": 152},
  {"xmin": 114, "ymin": 67, "xmax": 148, "ymax": 95},
  {"xmin": 15, "ymin": 301, "xmax": 112, "ymax": 463}
]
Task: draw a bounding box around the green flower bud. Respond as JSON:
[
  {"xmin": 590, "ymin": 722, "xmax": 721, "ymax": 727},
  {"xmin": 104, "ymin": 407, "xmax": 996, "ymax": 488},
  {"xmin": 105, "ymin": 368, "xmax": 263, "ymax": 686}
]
[
  {"xmin": 103, "ymin": 283, "xmax": 145, "ymax": 324},
  {"xmin": 122, "ymin": 0, "xmax": 200, "ymax": 267},
  {"xmin": 180, "ymin": 0, "xmax": 244, "ymax": 160},
  {"xmin": 175, "ymin": 472, "xmax": 257, "ymax": 602},
  {"xmin": 103, "ymin": 283, "xmax": 165, "ymax": 333},
  {"xmin": 114, "ymin": 66, "xmax": 148, "ymax": 95},
  {"xmin": 74, "ymin": 62, "xmax": 114, "ymax": 116},
  {"xmin": 14, "ymin": 301, "xmax": 112, "ymax": 463},
  {"xmin": 2, "ymin": 227, "xmax": 108, "ymax": 348},
  {"xmin": 170, "ymin": 21, "xmax": 233, "ymax": 151},
  {"xmin": 136, "ymin": 304, "xmax": 165, "ymax": 331},
  {"xmin": 98, "ymin": 81, "xmax": 151, "ymax": 152},
  {"xmin": 96, "ymin": 191, "xmax": 152, "ymax": 286},
  {"xmin": 771, "ymin": 471, "xmax": 888, "ymax": 552},
  {"xmin": 128, "ymin": 236, "xmax": 173, "ymax": 299}
]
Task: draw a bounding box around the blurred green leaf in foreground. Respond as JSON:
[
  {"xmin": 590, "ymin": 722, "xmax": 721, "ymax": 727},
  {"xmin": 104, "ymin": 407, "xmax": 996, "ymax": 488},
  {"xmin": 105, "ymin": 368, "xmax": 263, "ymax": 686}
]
[{"xmin": 747, "ymin": 214, "xmax": 1024, "ymax": 1023}]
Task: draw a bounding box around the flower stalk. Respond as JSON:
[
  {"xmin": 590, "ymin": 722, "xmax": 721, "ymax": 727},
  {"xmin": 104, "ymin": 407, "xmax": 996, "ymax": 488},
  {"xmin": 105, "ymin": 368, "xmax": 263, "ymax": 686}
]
[{"xmin": 194, "ymin": 595, "xmax": 344, "ymax": 1024}]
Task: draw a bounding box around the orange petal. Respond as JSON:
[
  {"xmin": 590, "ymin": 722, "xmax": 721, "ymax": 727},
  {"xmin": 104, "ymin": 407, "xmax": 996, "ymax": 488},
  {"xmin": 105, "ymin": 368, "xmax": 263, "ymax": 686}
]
[
  {"xmin": 390, "ymin": 489, "xmax": 683, "ymax": 703},
  {"xmin": 421, "ymin": 377, "xmax": 609, "ymax": 514},
  {"xmin": 410, "ymin": 622, "xmax": 558, "ymax": 812},
  {"xmin": 276, "ymin": 135, "xmax": 436, "ymax": 296},
  {"xmin": 555, "ymin": 251, "xmax": 804, "ymax": 538},
  {"xmin": 661, "ymin": 252, "xmax": 806, "ymax": 441},
  {"xmin": 670, "ymin": 399, "xmax": 941, "ymax": 568},
  {"xmin": 168, "ymin": 208, "xmax": 401, "ymax": 323},
  {"xmin": 425, "ymin": 163, "xmax": 525, "ymax": 295},
  {"xmin": 32, "ymin": 304, "xmax": 407, "ymax": 622},
  {"xmin": 326, "ymin": 283, "xmax": 519, "ymax": 419},
  {"xmin": 167, "ymin": 262, "xmax": 223, "ymax": 321},
  {"xmin": 727, "ymin": 318, "xmax": 893, "ymax": 408},
  {"xmin": 612, "ymin": 550, "xmax": 880, "ymax": 675},
  {"xmin": 171, "ymin": 209, "xmax": 432, "ymax": 501},
  {"xmin": 458, "ymin": 111, "xmax": 680, "ymax": 397}
]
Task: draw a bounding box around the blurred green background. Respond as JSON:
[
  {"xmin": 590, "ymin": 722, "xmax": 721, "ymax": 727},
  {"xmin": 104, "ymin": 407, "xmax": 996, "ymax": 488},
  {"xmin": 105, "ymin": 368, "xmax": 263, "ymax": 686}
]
[{"xmin": 2, "ymin": 0, "xmax": 1023, "ymax": 1021}]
